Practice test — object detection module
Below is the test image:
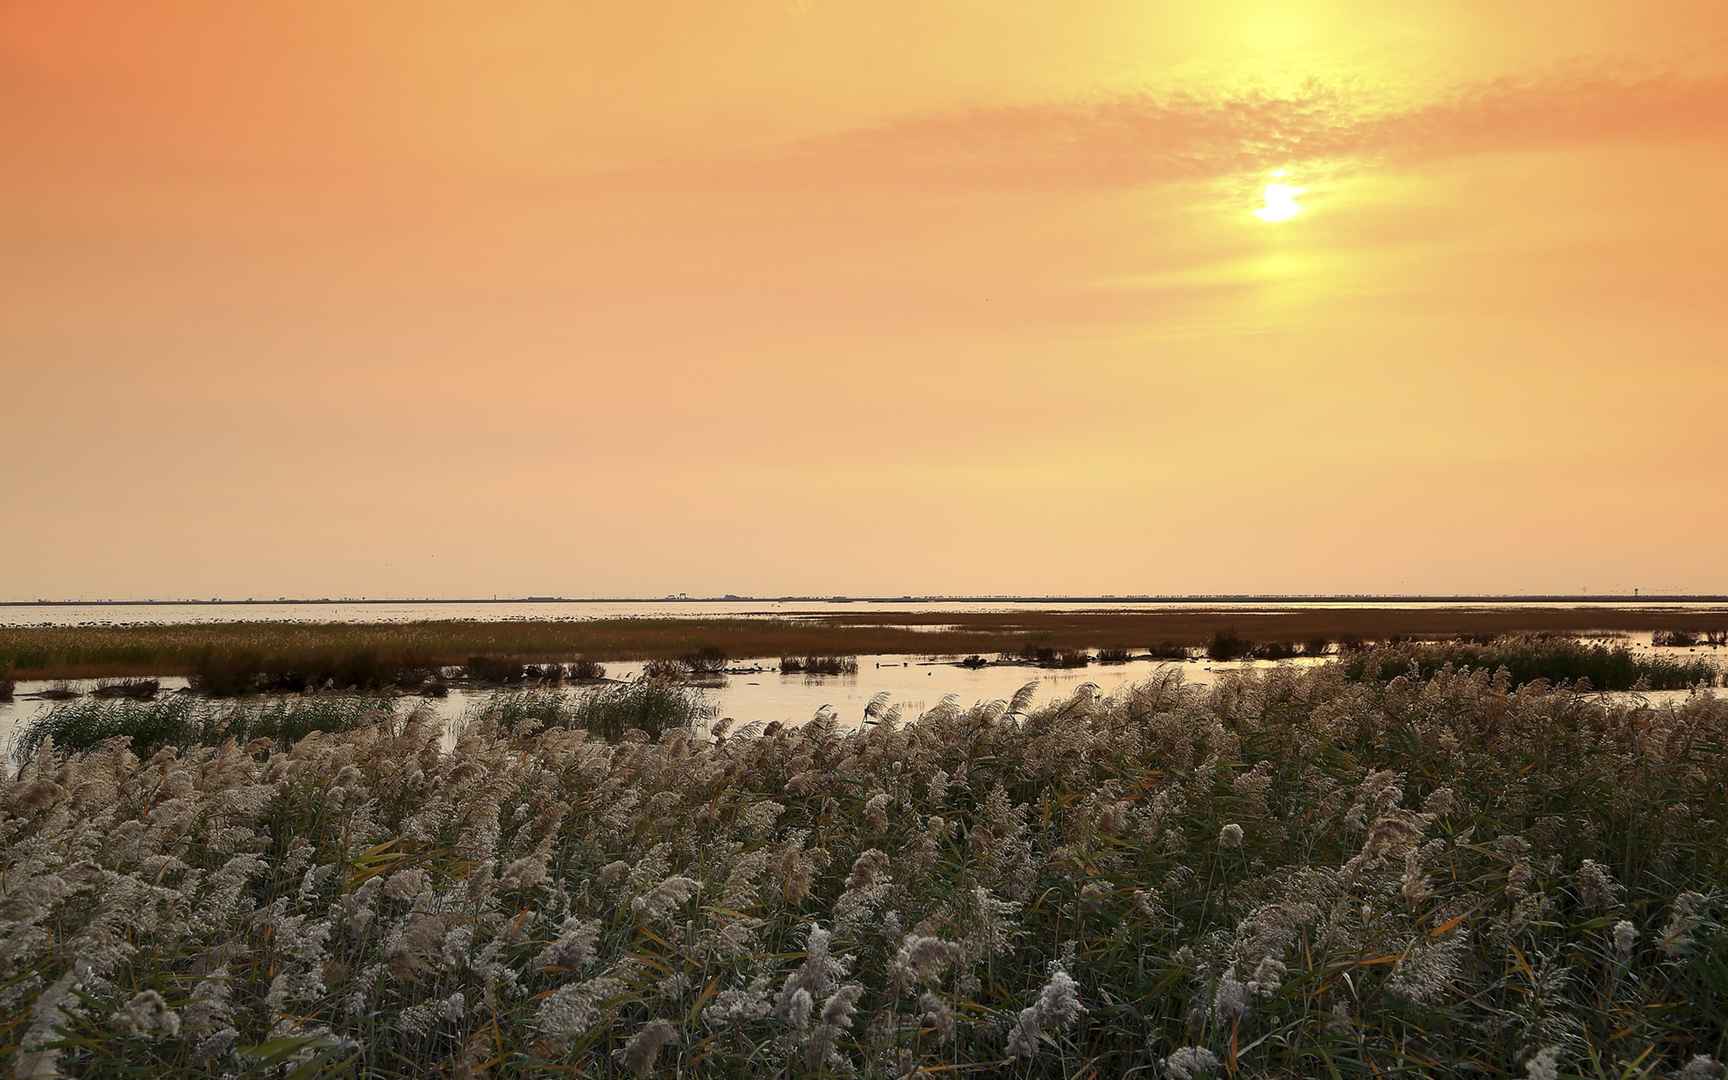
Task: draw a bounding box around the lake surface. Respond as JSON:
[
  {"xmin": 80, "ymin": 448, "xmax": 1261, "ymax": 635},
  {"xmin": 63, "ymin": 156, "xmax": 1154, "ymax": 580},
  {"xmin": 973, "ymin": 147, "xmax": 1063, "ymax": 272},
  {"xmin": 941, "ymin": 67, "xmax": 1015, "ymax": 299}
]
[
  {"xmin": 0, "ymin": 654, "xmax": 1254, "ymax": 754},
  {"xmin": 5, "ymin": 648, "xmax": 1720, "ymax": 765},
  {"xmin": 5, "ymin": 598, "xmax": 1728, "ymax": 627}
]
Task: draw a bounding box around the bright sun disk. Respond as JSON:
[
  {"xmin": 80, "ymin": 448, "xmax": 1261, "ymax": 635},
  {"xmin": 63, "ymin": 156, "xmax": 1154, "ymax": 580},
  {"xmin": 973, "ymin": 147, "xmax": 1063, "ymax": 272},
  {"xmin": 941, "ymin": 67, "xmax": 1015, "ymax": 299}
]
[{"xmin": 1254, "ymin": 176, "xmax": 1305, "ymax": 222}]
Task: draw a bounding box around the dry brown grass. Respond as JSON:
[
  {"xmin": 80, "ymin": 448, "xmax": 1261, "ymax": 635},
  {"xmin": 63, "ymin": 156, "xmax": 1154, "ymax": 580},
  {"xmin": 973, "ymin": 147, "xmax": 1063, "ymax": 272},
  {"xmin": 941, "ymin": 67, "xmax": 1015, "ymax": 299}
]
[{"xmin": 3, "ymin": 606, "xmax": 1727, "ymax": 679}]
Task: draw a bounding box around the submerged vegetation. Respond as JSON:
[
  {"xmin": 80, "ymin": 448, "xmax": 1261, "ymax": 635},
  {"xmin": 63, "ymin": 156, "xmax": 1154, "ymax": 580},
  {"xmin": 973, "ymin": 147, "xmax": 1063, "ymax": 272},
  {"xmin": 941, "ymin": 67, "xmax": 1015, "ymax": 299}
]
[
  {"xmin": 4, "ymin": 666, "xmax": 1727, "ymax": 1076},
  {"xmin": 1342, "ymin": 634, "xmax": 1721, "ymax": 691}
]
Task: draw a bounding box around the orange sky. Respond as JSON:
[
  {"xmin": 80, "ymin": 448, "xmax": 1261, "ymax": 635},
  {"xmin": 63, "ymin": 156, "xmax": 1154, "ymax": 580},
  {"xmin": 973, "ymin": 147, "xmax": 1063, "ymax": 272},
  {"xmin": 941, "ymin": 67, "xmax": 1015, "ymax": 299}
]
[{"xmin": 4, "ymin": 2, "xmax": 1727, "ymax": 598}]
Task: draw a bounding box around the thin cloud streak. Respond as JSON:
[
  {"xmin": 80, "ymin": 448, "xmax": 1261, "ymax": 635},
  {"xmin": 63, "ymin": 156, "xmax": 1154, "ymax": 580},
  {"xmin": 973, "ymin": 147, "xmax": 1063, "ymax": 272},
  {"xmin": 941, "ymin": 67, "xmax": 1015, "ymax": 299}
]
[{"xmin": 633, "ymin": 70, "xmax": 1728, "ymax": 193}]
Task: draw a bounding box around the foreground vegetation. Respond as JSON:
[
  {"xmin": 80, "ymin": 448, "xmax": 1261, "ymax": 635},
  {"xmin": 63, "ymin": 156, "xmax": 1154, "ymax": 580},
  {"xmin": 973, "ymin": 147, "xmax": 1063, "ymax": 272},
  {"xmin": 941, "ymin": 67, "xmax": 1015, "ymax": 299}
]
[
  {"xmin": 4, "ymin": 665, "xmax": 1727, "ymax": 1077},
  {"xmin": 7, "ymin": 606, "xmax": 1728, "ymax": 679}
]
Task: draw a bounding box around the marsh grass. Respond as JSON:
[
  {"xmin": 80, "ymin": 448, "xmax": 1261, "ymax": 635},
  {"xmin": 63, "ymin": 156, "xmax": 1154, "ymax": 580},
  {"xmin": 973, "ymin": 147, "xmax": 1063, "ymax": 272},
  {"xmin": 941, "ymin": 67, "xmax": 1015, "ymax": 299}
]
[
  {"xmin": 683, "ymin": 646, "xmax": 729, "ymax": 675},
  {"xmin": 464, "ymin": 655, "xmax": 527, "ymax": 684},
  {"xmin": 1145, "ymin": 641, "xmax": 1192, "ymax": 660},
  {"xmin": 569, "ymin": 657, "xmax": 608, "ymax": 681},
  {"xmin": 185, "ymin": 647, "xmax": 435, "ymax": 695},
  {"xmin": 1249, "ymin": 640, "xmax": 1300, "ymax": 660},
  {"xmin": 1343, "ymin": 633, "xmax": 1721, "ymax": 690},
  {"xmin": 16, "ymin": 695, "xmax": 397, "ymax": 762},
  {"xmin": 565, "ymin": 680, "xmax": 710, "ymax": 740},
  {"xmin": 5, "ymin": 667, "xmax": 1728, "ymax": 1077},
  {"xmin": 9, "ymin": 608, "xmax": 1728, "ymax": 680},
  {"xmin": 1006, "ymin": 645, "xmax": 1092, "ymax": 668},
  {"xmin": 91, "ymin": 678, "xmax": 159, "ymax": 700},
  {"xmin": 641, "ymin": 657, "xmax": 692, "ymax": 681},
  {"xmin": 1653, "ymin": 630, "xmax": 1728, "ymax": 648},
  {"xmin": 780, "ymin": 656, "xmax": 861, "ymax": 676}
]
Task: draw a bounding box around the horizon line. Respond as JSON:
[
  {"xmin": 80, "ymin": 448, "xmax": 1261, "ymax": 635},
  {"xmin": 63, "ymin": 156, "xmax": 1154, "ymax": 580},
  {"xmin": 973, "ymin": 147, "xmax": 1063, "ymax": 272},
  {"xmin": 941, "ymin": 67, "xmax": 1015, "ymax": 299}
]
[{"xmin": 4, "ymin": 593, "xmax": 1726, "ymax": 607}]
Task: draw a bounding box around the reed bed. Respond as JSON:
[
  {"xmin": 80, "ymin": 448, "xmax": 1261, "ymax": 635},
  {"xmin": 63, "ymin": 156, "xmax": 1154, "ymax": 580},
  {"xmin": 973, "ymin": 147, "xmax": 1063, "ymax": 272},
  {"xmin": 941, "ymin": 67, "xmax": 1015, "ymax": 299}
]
[
  {"xmin": 1654, "ymin": 631, "xmax": 1728, "ymax": 648},
  {"xmin": 780, "ymin": 656, "xmax": 861, "ymax": 676},
  {"xmin": 15, "ymin": 696, "xmax": 400, "ymax": 762},
  {"xmin": 682, "ymin": 648, "xmax": 730, "ymax": 676},
  {"xmin": 91, "ymin": 678, "xmax": 160, "ymax": 701},
  {"xmin": 1342, "ymin": 634, "xmax": 1721, "ymax": 691},
  {"xmin": 8, "ymin": 607, "xmax": 1728, "ymax": 680},
  {"xmin": 4, "ymin": 667, "xmax": 1727, "ymax": 1076},
  {"xmin": 1009, "ymin": 646, "xmax": 1092, "ymax": 668}
]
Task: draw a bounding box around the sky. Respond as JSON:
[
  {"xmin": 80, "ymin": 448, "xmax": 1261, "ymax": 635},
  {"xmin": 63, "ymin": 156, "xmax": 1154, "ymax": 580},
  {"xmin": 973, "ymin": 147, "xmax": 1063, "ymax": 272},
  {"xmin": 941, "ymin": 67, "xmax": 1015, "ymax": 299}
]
[{"xmin": 4, "ymin": 1, "xmax": 1727, "ymax": 599}]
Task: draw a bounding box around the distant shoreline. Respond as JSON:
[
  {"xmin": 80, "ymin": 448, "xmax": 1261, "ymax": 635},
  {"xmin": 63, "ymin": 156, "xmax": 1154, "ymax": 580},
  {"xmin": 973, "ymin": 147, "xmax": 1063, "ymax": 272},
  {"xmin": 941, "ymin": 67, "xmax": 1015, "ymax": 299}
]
[
  {"xmin": 5, "ymin": 594, "xmax": 1726, "ymax": 607},
  {"xmin": 7, "ymin": 605, "xmax": 1728, "ymax": 680}
]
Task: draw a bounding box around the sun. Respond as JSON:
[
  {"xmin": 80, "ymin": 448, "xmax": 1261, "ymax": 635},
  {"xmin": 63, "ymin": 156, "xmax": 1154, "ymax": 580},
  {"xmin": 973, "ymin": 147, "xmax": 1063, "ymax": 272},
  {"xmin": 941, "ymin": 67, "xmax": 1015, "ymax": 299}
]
[{"xmin": 1254, "ymin": 170, "xmax": 1305, "ymax": 222}]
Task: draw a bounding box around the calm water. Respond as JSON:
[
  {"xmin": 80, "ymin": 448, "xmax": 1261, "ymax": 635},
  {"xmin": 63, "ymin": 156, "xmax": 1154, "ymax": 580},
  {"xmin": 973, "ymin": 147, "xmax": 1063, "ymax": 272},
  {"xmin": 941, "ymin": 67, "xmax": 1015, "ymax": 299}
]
[
  {"xmin": 0, "ymin": 655, "xmax": 1305, "ymax": 757},
  {"xmin": 5, "ymin": 598, "xmax": 1728, "ymax": 627}
]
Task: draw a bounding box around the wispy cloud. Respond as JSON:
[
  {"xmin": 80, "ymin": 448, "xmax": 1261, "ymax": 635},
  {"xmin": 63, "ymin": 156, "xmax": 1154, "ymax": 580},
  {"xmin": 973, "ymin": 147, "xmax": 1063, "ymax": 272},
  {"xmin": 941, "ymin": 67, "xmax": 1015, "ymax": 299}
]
[{"xmin": 658, "ymin": 70, "xmax": 1728, "ymax": 192}]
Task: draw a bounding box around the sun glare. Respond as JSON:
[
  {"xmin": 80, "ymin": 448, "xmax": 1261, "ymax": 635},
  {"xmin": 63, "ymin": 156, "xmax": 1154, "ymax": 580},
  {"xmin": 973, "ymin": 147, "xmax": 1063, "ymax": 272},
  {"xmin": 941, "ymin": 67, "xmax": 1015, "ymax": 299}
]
[{"xmin": 1254, "ymin": 171, "xmax": 1305, "ymax": 222}]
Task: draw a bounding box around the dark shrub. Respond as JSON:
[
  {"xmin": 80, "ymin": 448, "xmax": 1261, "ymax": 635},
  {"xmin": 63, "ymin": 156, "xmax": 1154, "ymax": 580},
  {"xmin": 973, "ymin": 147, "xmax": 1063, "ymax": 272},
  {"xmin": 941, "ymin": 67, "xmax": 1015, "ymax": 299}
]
[
  {"xmin": 1014, "ymin": 645, "xmax": 1059, "ymax": 665},
  {"xmin": 92, "ymin": 678, "xmax": 159, "ymax": 700},
  {"xmin": 522, "ymin": 663, "xmax": 566, "ymax": 684},
  {"xmin": 1654, "ymin": 630, "xmax": 1702, "ymax": 647},
  {"xmin": 1252, "ymin": 641, "xmax": 1299, "ymax": 661},
  {"xmin": 189, "ymin": 648, "xmax": 265, "ymax": 695},
  {"xmin": 329, "ymin": 649, "xmax": 386, "ymax": 690},
  {"xmin": 1301, "ymin": 638, "xmax": 1332, "ymax": 657},
  {"xmin": 1096, "ymin": 648, "xmax": 1131, "ymax": 664},
  {"xmin": 1146, "ymin": 642, "xmax": 1190, "ymax": 660},
  {"xmin": 683, "ymin": 646, "xmax": 729, "ymax": 674},
  {"xmin": 1206, "ymin": 630, "xmax": 1252, "ymax": 661},
  {"xmin": 466, "ymin": 655, "xmax": 526, "ymax": 684},
  {"xmin": 781, "ymin": 655, "xmax": 859, "ymax": 675},
  {"xmin": 570, "ymin": 657, "xmax": 608, "ymax": 681},
  {"xmin": 641, "ymin": 657, "xmax": 691, "ymax": 681}
]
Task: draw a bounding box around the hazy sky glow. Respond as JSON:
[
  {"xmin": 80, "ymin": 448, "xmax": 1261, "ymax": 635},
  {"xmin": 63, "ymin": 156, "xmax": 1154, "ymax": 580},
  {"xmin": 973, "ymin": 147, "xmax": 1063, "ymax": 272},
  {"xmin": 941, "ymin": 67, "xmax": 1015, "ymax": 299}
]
[{"xmin": 4, "ymin": 2, "xmax": 1727, "ymax": 598}]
